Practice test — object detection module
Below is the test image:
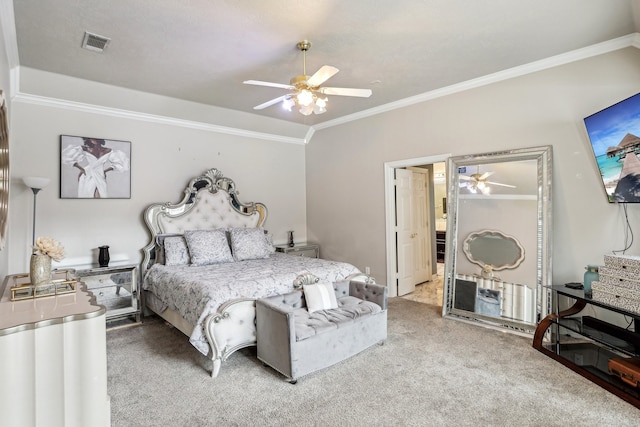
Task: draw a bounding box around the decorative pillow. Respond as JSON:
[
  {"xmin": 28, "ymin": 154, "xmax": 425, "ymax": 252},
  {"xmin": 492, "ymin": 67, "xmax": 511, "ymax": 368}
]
[
  {"xmin": 154, "ymin": 233, "xmax": 183, "ymax": 265},
  {"xmin": 229, "ymin": 227, "xmax": 275, "ymax": 261},
  {"xmin": 184, "ymin": 229, "xmax": 233, "ymax": 266},
  {"xmin": 303, "ymin": 282, "xmax": 339, "ymax": 313},
  {"xmin": 163, "ymin": 236, "xmax": 190, "ymax": 266}
]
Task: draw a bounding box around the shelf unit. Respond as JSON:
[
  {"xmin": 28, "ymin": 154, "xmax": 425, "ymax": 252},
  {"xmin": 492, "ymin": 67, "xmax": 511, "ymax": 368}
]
[
  {"xmin": 533, "ymin": 285, "xmax": 640, "ymax": 408},
  {"xmin": 436, "ymin": 231, "xmax": 446, "ymax": 263}
]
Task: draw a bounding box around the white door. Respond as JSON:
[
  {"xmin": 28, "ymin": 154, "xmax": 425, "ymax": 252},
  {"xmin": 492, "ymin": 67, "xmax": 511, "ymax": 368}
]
[
  {"xmin": 395, "ymin": 168, "xmax": 415, "ymax": 296},
  {"xmin": 409, "ymin": 168, "xmax": 432, "ymax": 285}
]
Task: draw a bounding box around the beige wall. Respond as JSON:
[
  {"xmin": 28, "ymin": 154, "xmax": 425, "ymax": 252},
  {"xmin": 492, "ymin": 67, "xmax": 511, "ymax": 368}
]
[
  {"xmin": 4, "ymin": 33, "xmax": 640, "ymax": 291},
  {"xmin": 306, "ymin": 47, "xmax": 640, "ymax": 286},
  {"xmin": 7, "ymin": 85, "xmax": 306, "ymax": 273}
]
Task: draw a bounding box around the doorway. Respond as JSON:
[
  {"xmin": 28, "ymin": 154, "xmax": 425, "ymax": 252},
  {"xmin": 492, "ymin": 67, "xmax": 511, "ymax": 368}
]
[{"xmin": 384, "ymin": 154, "xmax": 450, "ymax": 299}]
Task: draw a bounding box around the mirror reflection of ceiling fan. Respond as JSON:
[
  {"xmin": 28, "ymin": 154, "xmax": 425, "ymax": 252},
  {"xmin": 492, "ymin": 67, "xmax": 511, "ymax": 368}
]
[
  {"xmin": 243, "ymin": 40, "xmax": 372, "ymax": 116},
  {"xmin": 459, "ymin": 166, "xmax": 516, "ymax": 194}
]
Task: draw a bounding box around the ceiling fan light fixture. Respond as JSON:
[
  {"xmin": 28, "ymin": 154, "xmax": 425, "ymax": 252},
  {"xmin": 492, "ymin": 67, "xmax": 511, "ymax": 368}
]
[
  {"xmin": 299, "ymin": 105, "xmax": 314, "ymax": 116},
  {"xmin": 313, "ymin": 97, "xmax": 327, "ymax": 114},
  {"xmin": 282, "ymin": 97, "xmax": 295, "ymax": 111},
  {"xmin": 315, "ymin": 97, "xmax": 327, "ymax": 108},
  {"xmin": 297, "ymin": 90, "xmax": 313, "ymax": 107}
]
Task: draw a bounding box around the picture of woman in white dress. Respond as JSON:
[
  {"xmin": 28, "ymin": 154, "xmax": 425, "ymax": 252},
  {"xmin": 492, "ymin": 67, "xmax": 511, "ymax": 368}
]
[{"xmin": 61, "ymin": 136, "xmax": 131, "ymax": 198}]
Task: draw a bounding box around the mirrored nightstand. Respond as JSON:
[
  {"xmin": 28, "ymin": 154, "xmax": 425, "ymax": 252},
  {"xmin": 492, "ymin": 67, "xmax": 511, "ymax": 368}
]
[
  {"xmin": 75, "ymin": 263, "xmax": 141, "ymax": 323},
  {"xmin": 275, "ymin": 243, "xmax": 320, "ymax": 258}
]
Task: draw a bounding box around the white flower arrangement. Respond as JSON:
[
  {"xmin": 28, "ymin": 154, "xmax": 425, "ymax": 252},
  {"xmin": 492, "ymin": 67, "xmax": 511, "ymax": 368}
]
[{"xmin": 33, "ymin": 236, "xmax": 65, "ymax": 262}]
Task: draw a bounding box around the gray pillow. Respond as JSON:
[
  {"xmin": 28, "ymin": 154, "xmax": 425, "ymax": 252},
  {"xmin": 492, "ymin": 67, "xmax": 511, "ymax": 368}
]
[
  {"xmin": 163, "ymin": 236, "xmax": 190, "ymax": 266},
  {"xmin": 229, "ymin": 227, "xmax": 275, "ymax": 261},
  {"xmin": 184, "ymin": 229, "xmax": 233, "ymax": 266},
  {"xmin": 154, "ymin": 233, "xmax": 183, "ymax": 265}
]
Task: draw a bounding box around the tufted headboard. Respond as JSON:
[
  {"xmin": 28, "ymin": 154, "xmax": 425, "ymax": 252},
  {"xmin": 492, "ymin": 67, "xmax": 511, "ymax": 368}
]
[{"xmin": 140, "ymin": 168, "xmax": 267, "ymax": 275}]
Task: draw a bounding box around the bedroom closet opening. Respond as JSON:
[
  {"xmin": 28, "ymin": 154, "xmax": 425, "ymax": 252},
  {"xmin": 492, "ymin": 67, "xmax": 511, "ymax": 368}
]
[{"xmin": 384, "ymin": 156, "xmax": 448, "ymax": 304}]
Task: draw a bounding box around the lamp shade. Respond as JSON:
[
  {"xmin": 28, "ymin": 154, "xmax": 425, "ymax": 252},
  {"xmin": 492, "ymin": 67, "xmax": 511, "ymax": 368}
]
[{"xmin": 23, "ymin": 176, "xmax": 51, "ymax": 190}]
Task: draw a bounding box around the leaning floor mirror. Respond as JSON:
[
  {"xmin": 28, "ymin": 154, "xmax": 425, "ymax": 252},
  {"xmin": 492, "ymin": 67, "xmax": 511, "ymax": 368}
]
[{"xmin": 442, "ymin": 146, "xmax": 553, "ymax": 335}]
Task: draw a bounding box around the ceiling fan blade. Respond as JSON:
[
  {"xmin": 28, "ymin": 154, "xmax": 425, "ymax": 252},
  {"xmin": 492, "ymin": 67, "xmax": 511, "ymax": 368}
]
[
  {"xmin": 306, "ymin": 65, "xmax": 339, "ymax": 87},
  {"xmin": 459, "ymin": 175, "xmax": 473, "ymax": 181},
  {"xmin": 319, "ymin": 87, "xmax": 372, "ymax": 97},
  {"xmin": 253, "ymin": 95, "xmax": 291, "ymax": 110},
  {"xmin": 243, "ymin": 80, "xmax": 294, "ymax": 90},
  {"xmin": 486, "ymin": 181, "xmax": 517, "ymax": 188},
  {"xmin": 479, "ymin": 171, "xmax": 494, "ymax": 180}
]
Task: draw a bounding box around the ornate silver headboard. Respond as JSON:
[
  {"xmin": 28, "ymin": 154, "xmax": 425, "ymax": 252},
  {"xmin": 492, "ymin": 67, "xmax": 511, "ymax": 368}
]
[{"xmin": 141, "ymin": 168, "xmax": 267, "ymax": 274}]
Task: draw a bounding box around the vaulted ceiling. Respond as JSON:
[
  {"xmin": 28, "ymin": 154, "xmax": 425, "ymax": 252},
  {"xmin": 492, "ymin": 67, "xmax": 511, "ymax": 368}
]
[{"xmin": 10, "ymin": 0, "xmax": 640, "ymax": 126}]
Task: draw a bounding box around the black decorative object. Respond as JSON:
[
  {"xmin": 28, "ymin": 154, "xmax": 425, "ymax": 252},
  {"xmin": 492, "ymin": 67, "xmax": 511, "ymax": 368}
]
[
  {"xmin": 98, "ymin": 245, "xmax": 110, "ymax": 267},
  {"xmin": 288, "ymin": 231, "xmax": 295, "ymax": 247}
]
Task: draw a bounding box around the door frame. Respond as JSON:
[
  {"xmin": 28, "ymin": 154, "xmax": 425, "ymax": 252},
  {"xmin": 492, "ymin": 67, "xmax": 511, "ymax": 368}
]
[{"xmin": 384, "ymin": 153, "xmax": 450, "ymax": 298}]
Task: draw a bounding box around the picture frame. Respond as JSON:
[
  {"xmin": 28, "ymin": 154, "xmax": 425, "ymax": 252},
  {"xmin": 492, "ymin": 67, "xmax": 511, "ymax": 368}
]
[{"xmin": 60, "ymin": 135, "xmax": 131, "ymax": 199}]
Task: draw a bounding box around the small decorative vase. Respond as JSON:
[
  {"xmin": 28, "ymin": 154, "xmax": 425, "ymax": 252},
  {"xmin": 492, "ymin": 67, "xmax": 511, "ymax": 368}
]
[
  {"xmin": 30, "ymin": 254, "xmax": 52, "ymax": 287},
  {"xmin": 584, "ymin": 264, "xmax": 599, "ymax": 297},
  {"xmin": 288, "ymin": 231, "xmax": 295, "ymax": 247},
  {"xmin": 98, "ymin": 245, "xmax": 110, "ymax": 267}
]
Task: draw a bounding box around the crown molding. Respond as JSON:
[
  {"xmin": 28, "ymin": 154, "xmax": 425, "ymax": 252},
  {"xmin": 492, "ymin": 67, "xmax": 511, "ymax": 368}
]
[
  {"xmin": 13, "ymin": 92, "xmax": 307, "ymax": 145},
  {"xmin": 304, "ymin": 127, "xmax": 316, "ymax": 144},
  {"xmin": 312, "ymin": 33, "xmax": 640, "ymax": 132}
]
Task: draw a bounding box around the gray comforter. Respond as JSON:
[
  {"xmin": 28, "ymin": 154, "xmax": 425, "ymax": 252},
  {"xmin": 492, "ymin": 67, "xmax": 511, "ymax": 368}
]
[{"xmin": 143, "ymin": 252, "xmax": 360, "ymax": 354}]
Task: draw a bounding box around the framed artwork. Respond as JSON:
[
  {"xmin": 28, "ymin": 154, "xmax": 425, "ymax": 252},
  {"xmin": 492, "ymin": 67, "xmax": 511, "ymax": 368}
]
[{"xmin": 60, "ymin": 135, "xmax": 131, "ymax": 199}]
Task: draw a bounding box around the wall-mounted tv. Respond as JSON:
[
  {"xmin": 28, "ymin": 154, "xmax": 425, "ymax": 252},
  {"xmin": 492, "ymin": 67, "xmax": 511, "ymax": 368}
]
[{"xmin": 584, "ymin": 92, "xmax": 640, "ymax": 203}]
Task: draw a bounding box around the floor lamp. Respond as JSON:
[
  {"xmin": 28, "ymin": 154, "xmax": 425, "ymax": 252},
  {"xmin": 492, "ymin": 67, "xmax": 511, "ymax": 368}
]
[{"xmin": 23, "ymin": 176, "xmax": 51, "ymax": 247}]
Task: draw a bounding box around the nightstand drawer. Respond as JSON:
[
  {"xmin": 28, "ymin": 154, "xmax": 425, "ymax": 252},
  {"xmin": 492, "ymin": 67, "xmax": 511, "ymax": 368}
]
[
  {"xmin": 288, "ymin": 247, "xmax": 318, "ymax": 258},
  {"xmin": 275, "ymin": 243, "xmax": 320, "ymax": 258}
]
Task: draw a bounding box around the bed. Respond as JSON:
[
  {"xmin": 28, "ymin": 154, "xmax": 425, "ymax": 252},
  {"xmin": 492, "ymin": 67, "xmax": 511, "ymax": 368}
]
[{"xmin": 140, "ymin": 168, "xmax": 363, "ymax": 377}]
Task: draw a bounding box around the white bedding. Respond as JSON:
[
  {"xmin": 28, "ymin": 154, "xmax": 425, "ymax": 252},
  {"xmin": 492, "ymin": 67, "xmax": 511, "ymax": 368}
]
[{"xmin": 143, "ymin": 252, "xmax": 360, "ymax": 354}]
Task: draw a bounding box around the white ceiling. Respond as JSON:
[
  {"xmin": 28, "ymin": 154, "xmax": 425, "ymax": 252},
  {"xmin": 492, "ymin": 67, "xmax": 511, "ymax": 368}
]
[{"xmin": 10, "ymin": 0, "xmax": 640, "ymax": 126}]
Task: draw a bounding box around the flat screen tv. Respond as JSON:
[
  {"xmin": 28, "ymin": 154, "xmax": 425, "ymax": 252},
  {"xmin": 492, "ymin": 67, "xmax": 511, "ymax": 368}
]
[{"xmin": 584, "ymin": 92, "xmax": 640, "ymax": 203}]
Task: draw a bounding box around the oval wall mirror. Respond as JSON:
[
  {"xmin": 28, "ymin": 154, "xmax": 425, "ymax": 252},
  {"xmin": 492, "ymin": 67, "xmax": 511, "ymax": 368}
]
[{"xmin": 463, "ymin": 230, "xmax": 525, "ymax": 271}]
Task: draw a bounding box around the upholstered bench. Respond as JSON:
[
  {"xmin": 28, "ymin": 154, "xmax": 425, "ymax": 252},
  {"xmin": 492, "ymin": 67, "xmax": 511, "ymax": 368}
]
[{"xmin": 256, "ymin": 279, "xmax": 387, "ymax": 383}]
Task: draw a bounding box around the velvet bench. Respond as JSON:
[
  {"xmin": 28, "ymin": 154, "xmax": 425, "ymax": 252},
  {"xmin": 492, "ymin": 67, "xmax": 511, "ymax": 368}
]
[{"xmin": 256, "ymin": 279, "xmax": 388, "ymax": 383}]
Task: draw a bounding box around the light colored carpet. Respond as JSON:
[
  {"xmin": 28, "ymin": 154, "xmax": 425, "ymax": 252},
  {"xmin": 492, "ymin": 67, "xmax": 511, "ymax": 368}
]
[{"xmin": 106, "ymin": 298, "xmax": 640, "ymax": 426}]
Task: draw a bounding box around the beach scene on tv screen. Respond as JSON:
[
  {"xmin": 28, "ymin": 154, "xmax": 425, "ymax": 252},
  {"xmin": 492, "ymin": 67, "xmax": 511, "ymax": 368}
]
[{"xmin": 584, "ymin": 92, "xmax": 640, "ymax": 203}]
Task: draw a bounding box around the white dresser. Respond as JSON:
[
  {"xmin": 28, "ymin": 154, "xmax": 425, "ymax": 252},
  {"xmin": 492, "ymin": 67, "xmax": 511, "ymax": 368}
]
[{"xmin": 0, "ymin": 272, "xmax": 110, "ymax": 427}]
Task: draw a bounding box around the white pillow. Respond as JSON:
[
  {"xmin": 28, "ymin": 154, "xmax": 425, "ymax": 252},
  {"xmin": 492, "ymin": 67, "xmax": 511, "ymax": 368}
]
[
  {"xmin": 303, "ymin": 282, "xmax": 338, "ymax": 313},
  {"xmin": 163, "ymin": 236, "xmax": 190, "ymax": 266},
  {"xmin": 229, "ymin": 227, "xmax": 274, "ymax": 261},
  {"xmin": 184, "ymin": 229, "xmax": 233, "ymax": 266}
]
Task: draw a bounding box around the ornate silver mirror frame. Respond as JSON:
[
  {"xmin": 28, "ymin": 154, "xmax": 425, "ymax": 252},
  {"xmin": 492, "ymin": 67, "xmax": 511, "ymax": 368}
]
[
  {"xmin": 0, "ymin": 92, "xmax": 9, "ymax": 251},
  {"xmin": 442, "ymin": 146, "xmax": 552, "ymax": 335}
]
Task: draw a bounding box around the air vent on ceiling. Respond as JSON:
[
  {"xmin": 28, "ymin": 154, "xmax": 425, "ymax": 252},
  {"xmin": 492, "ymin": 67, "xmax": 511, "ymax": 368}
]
[{"xmin": 82, "ymin": 31, "xmax": 110, "ymax": 53}]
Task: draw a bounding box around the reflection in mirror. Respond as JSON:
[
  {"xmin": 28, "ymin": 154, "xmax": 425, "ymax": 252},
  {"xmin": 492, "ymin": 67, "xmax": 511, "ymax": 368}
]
[
  {"xmin": 443, "ymin": 146, "xmax": 552, "ymax": 335},
  {"xmin": 463, "ymin": 230, "xmax": 525, "ymax": 277}
]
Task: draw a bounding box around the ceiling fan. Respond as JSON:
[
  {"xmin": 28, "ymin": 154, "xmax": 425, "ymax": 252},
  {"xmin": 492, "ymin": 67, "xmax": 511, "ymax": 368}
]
[
  {"xmin": 243, "ymin": 40, "xmax": 372, "ymax": 116},
  {"xmin": 459, "ymin": 166, "xmax": 516, "ymax": 194}
]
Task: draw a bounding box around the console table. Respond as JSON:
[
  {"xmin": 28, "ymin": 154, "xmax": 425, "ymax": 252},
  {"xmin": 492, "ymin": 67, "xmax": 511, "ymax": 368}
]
[
  {"xmin": 533, "ymin": 285, "xmax": 640, "ymax": 409},
  {"xmin": 0, "ymin": 272, "xmax": 110, "ymax": 427}
]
